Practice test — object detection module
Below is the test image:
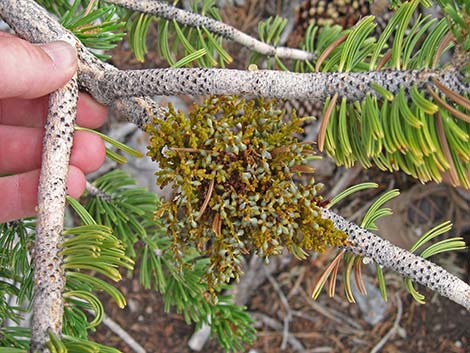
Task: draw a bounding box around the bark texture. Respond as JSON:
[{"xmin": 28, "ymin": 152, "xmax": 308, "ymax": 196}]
[
  {"xmin": 106, "ymin": 0, "xmax": 315, "ymax": 61},
  {"xmin": 98, "ymin": 67, "xmax": 470, "ymax": 103},
  {"xmin": 32, "ymin": 78, "xmax": 79, "ymax": 352},
  {"xmin": 110, "ymin": 97, "xmax": 168, "ymax": 128},
  {"xmin": 322, "ymin": 208, "xmax": 470, "ymax": 310}
]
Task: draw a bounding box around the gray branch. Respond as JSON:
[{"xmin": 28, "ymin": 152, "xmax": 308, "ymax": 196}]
[
  {"xmin": 322, "ymin": 208, "xmax": 470, "ymax": 310},
  {"xmin": 32, "ymin": 77, "xmax": 79, "ymax": 352},
  {"xmin": 101, "ymin": 313, "xmax": 147, "ymax": 353},
  {"xmin": 110, "ymin": 96, "xmax": 168, "ymax": 128},
  {"xmin": 97, "ymin": 67, "xmax": 470, "ymax": 103},
  {"xmin": 85, "ymin": 181, "xmax": 113, "ymax": 201},
  {"xmin": 105, "ymin": 0, "xmax": 315, "ymax": 61}
]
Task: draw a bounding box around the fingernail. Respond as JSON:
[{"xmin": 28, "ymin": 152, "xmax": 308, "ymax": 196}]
[{"xmin": 39, "ymin": 41, "xmax": 77, "ymax": 70}]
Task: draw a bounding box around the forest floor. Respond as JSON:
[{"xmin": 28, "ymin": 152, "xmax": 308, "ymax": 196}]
[{"xmin": 92, "ymin": 1, "xmax": 470, "ymax": 352}]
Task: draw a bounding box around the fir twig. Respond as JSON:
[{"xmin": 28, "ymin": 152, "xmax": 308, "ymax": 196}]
[
  {"xmin": 321, "ymin": 208, "xmax": 470, "ymax": 310},
  {"xmin": 105, "ymin": 0, "xmax": 315, "ymax": 61},
  {"xmin": 370, "ymin": 293, "xmax": 403, "ymax": 353},
  {"xmin": 31, "ymin": 76, "xmax": 79, "ymax": 352},
  {"xmin": 1, "ymin": 4, "xmax": 470, "ymax": 348},
  {"xmin": 266, "ymin": 271, "xmax": 292, "ymax": 351},
  {"xmin": 100, "ymin": 313, "xmax": 146, "ymax": 353},
  {"xmin": 96, "ymin": 67, "xmax": 470, "ymax": 104},
  {"xmin": 0, "ymin": 0, "xmax": 167, "ymax": 126},
  {"xmin": 0, "ymin": 2, "xmax": 87, "ymax": 344},
  {"xmin": 34, "ymin": 75, "xmax": 79, "ymax": 352},
  {"xmin": 85, "ymin": 181, "xmax": 112, "ymax": 201}
]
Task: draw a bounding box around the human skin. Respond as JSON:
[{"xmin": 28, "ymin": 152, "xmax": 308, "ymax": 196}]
[{"xmin": 0, "ymin": 32, "xmax": 106, "ymax": 223}]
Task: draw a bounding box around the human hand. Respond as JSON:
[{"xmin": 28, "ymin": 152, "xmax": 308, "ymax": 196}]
[{"xmin": 0, "ymin": 32, "xmax": 107, "ymax": 223}]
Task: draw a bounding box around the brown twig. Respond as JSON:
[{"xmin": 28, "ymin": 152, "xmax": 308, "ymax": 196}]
[
  {"xmin": 101, "ymin": 313, "xmax": 147, "ymax": 353},
  {"xmin": 376, "ymin": 50, "xmax": 392, "ymax": 71},
  {"xmin": 370, "ymin": 293, "xmax": 403, "ymax": 353},
  {"xmin": 300, "ymin": 288, "xmax": 363, "ymax": 332},
  {"xmin": 197, "ymin": 178, "xmax": 215, "ymax": 220},
  {"xmin": 432, "ymin": 77, "xmax": 470, "ymax": 111},
  {"xmin": 252, "ymin": 312, "xmax": 306, "ymax": 352},
  {"xmin": 315, "ymin": 34, "xmax": 348, "ymax": 72},
  {"xmin": 287, "ymin": 266, "xmax": 306, "ymax": 299},
  {"xmin": 266, "ymin": 270, "xmax": 293, "ymax": 351},
  {"xmin": 432, "ymin": 32, "xmax": 454, "ymax": 69}
]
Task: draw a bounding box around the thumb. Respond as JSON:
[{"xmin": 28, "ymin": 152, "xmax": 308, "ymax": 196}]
[{"xmin": 0, "ymin": 33, "xmax": 77, "ymax": 99}]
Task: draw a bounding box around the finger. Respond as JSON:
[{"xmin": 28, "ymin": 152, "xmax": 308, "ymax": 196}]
[
  {"xmin": 70, "ymin": 130, "xmax": 106, "ymax": 174},
  {"xmin": 0, "ymin": 92, "xmax": 108, "ymax": 128},
  {"xmin": 0, "ymin": 34, "xmax": 77, "ymax": 99},
  {"xmin": 0, "ymin": 166, "xmax": 85, "ymax": 223},
  {"xmin": 76, "ymin": 93, "xmax": 108, "ymax": 129},
  {"xmin": 0, "ymin": 127, "xmax": 106, "ymax": 174},
  {"xmin": 0, "ymin": 97, "xmax": 47, "ymax": 127},
  {"xmin": 0, "ymin": 125, "xmax": 43, "ymax": 173}
]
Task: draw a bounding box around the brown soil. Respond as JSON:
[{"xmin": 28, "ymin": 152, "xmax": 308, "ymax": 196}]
[{"xmin": 92, "ymin": 254, "xmax": 470, "ymax": 353}]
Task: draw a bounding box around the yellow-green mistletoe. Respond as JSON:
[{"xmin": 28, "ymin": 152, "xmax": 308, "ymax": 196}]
[{"xmin": 146, "ymin": 96, "xmax": 346, "ymax": 289}]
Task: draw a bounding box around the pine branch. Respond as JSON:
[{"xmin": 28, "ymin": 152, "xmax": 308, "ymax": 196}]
[
  {"xmin": 110, "ymin": 97, "xmax": 168, "ymax": 129},
  {"xmin": 85, "ymin": 181, "xmax": 112, "ymax": 201},
  {"xmin": 105, "ymin": 0, "xmax": 315, "ymax": 61},
  {"xmin": 32, "ymin": 76, "xmax": 79, "ymax": 352},
  {"xmin": 7, "ymin": 0, "xmax": 468, "ymax": 122},
  {"xmin": 322, "ymin": 208, "xmax": 470, "ymax": 310},
  {"xmin": 96, "ymin": 67, "xmax": 470, "ymax": 103}
]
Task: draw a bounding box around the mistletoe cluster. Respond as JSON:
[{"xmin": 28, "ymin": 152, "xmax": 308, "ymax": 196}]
[{"xmin": 146, "ymin": 96, "xmax": 346, "ymax": 288}]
